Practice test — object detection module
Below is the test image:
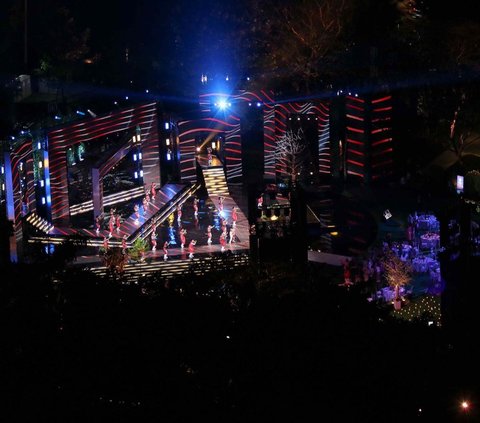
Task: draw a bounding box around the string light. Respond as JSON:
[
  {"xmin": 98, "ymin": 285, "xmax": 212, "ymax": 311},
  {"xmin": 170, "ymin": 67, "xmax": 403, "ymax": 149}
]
[{"xmin": 392, "ymin": 295, "xmax": 441, "ymax": 325}]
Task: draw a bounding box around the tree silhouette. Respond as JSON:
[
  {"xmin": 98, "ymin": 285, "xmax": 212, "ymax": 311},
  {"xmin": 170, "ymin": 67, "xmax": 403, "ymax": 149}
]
[
  {"xmin": 382, "ymin": 251, "xmax": 413, "ymax": 305},
  {"xmin": 274, "ymin": 128, "xmax": 308, "ymax": 186},
  {"xmin": 247, "ymin": 0, "xmax": 354, "ymax": 94}
]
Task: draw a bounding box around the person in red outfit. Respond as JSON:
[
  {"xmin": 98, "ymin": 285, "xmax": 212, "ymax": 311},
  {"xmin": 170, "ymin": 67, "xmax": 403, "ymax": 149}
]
[
  {"xmin": 150, "ymin": 182, "xmax": 156, "ymax": 200},
  {"xmin": 115, "ymin": 214, "xmax": 121, "ymax": 232},
  {"xmin": 134, "ymin": 203, "xmax": 140, "ymax": 221},
  {"xmin": 193, "ymin": 197, "xmax": 199, "ymax": 216},
  {"xmin": 188, "ymin": 239, "xmax": 197, "ymax": 259},
  {"xmin": 219, "ymin": 230, "xmax": 227, "ymax": 252},
  {"xmin": 151, "ymin": 231, "xmax": 157, "ymax": 251},
  {"xmin": 95, "ymin": 215, "xmax": 101, "ymax": 234},
  {"xmin": 231, "ymin": 206, "xmax": 238, "ymax": 227},
  {"xmin": 179, "ymin": 228, "xmax": 187, "ymax": 249},
  {"xmin": 108, "ymin": 215, "xmax": 115, "ymax": 237},
  {"xmin": 177, "ymin": 203, "xmax": 183, "ymax": 222},
  {"xmin": 206, "ymin": 224, "xmax": 213, "ymax": 245},
  {"xmin": 163, "ymin": 240, "xmax": 169, "ymax": 261}
]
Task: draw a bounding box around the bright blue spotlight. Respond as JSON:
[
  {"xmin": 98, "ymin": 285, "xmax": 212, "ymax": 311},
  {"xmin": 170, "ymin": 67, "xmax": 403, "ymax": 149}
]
[
  {"xmin": 76, "ymin": 110, "xmax": 85, "ymax": 116},
  {"xmin": 256, "ymin": 102, "xmax": 262, "ymax": 107},
  {"xmin": 217, "ymin": 99, "xmax": 228, "ymax": 110}
]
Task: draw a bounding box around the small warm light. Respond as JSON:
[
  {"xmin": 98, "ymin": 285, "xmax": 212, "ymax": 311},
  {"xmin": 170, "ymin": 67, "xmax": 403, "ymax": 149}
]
[
  {"xmin": 330, "ymin": 231, "xmax": 339, "ymax": 236},
  {"xmin": 461, "ymin": 401, "xmax": 469, "ymax": 410},
  {"xmin": 166, "ymin": 138, "xmax": 170, "ymax": 146},
  {"xmin": 270, "ymin": 215, "xmax": 278, "ymax": 221},
  {"xmin": 38, "ymin": 161, "xmax": 43, "ymax": 168},
  {"xmin": 196, "ymin": 147, "xmax": 201, "ymax": 152},
  {"xmin": 212, "ymin": 141, "xmax": 216, "ymax": 149}
]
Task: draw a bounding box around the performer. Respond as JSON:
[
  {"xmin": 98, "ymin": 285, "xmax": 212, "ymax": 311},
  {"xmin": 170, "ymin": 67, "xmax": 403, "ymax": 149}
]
[
  {"xmin": 218, "ymin": 196, "xmax": 224, "ymax": 213},
  {"xmin": 193, "ymin": 197, "xmax": 199, "ymax": 216},
  {"xmin": 134, "ymin": 203, "xmax": 140, "ymax": 221},
  {"xmin": 163, "ymin": 240, "xmax": 169, "ymax": 261},
  {"xmin": 142, "ymin": 196, "xmax": 148, "ymax": 214},
  {"xmin": 95, "ymin": 215, "xmax": 101, "ymax": 234},
  {"xmin": 221, "ymin": 217, "xmax": 227, "ymax": 234},
  {"xmin": 150, "ymin": 182, "xmax": 157, "ymax": 200},
  {"xmin": 108, "ymin": 215, "xmax": 115, "ymax": 237},
  {"xmin": 206, "ymin": 224, "xmax": 213, "ymax": 245},
  {"xmin": 115, "ymin": 213, "xmax": 121, "ymax": 232},
  {"xmin": 219, "ymin": 230, "xmax": 227, "ymax": 252},
  {"xmin": 102, "ymin": 236, "xmax": 109, "ymax": 252},
  {"xmin": 151, "ymin": 231, "xmax": 157, "ymax": 251},
  {"xmin": 207, "ymin": 146, "xmax": 212, "ymax": 166},
  {"xmin": 257, "ymin": 193, "xmax": 263, "ymax": 209},
  {"xmin": 231, "ymin": 206, "xmax": 238, "ymax": 227},
  {"xmin": 145, "ymin": 192, "xmax": 150, "ymax": 204},
  {"xmin": 179, "ymin": 228, "xmax": 187, "ymax": 249},
  {"xmin": 121, "ymin": 234, "xmax": 128, "ymax": 254},
  {"xmin": 229, "ymin": 226, "xmax": 236, "ymax": 244},
  {"xmin": 342, "ymin": 259, "xmax": 353, "ymax": 286},
  {"xmin": 188, "ymin": 239, "xmax": 197, "ymax": 259},
  {"xmin": 177, "ymin": 203, "xmax": 183, "ymax": 222}
]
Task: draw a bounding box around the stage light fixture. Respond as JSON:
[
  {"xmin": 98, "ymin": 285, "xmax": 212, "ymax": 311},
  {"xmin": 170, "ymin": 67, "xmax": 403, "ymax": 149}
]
[{"xmin": 217, "ymin": 99, "xmax": 229, "ymax": 110}]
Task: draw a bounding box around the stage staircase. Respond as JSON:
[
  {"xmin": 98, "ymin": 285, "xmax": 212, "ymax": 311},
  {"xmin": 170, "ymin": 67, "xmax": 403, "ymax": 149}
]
[
  {"xmin": 202, "ymin": 166, "xmax": 229, "ymax": 197},
  {"xmin": 88, "ymin": 253, "xmax": 250, "ymax": 282},
  {"xmin": 25, "ymin": 212, "xmax": 55, "ymax": 234}
]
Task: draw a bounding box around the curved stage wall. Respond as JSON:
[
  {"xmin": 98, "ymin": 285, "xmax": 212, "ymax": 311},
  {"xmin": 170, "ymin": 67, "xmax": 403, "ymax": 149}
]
[
  {"xmin": 181, "ymin": 91, "xmax": 331, "ymax": 184},
  {"xmin": 47, "ymin": 103, "xmax": 160, "ymax": 224}
]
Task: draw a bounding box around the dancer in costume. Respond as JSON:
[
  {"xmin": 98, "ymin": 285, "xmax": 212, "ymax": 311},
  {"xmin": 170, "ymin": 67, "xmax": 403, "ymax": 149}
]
[{"xmin": 188, "ymin": 239, "xmax": 197, "ymax": 259}]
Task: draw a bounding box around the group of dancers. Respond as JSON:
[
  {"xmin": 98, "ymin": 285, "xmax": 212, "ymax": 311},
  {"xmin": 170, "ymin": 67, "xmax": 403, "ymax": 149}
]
[
  {"xmin": 154, "ymin": 196, "xmax": 239, "ymax": 260},
  {"xmin": 100, "ymin": 185, "xmax": 240, "ymax": 261},
  {"xmin": 96, "ymin": 208, "xmax": 122, "ymax": 237}
]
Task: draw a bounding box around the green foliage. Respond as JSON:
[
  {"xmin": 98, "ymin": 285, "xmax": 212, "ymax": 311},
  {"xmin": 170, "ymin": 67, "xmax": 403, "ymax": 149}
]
[{"xmin": 129, "ymin": 237, "xmax": 148, "ymax": 262}]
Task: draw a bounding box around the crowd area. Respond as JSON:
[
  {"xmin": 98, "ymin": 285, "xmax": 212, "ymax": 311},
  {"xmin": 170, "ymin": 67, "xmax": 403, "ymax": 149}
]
[{"xmin": 341, "ymin": 211, "xmax": 444, "ymax": 304}]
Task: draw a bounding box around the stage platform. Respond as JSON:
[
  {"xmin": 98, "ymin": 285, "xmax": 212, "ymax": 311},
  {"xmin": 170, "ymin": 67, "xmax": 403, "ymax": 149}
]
[{"xmin": 28, "ymin": 184, "xmax": 195, "ymax": 247}]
